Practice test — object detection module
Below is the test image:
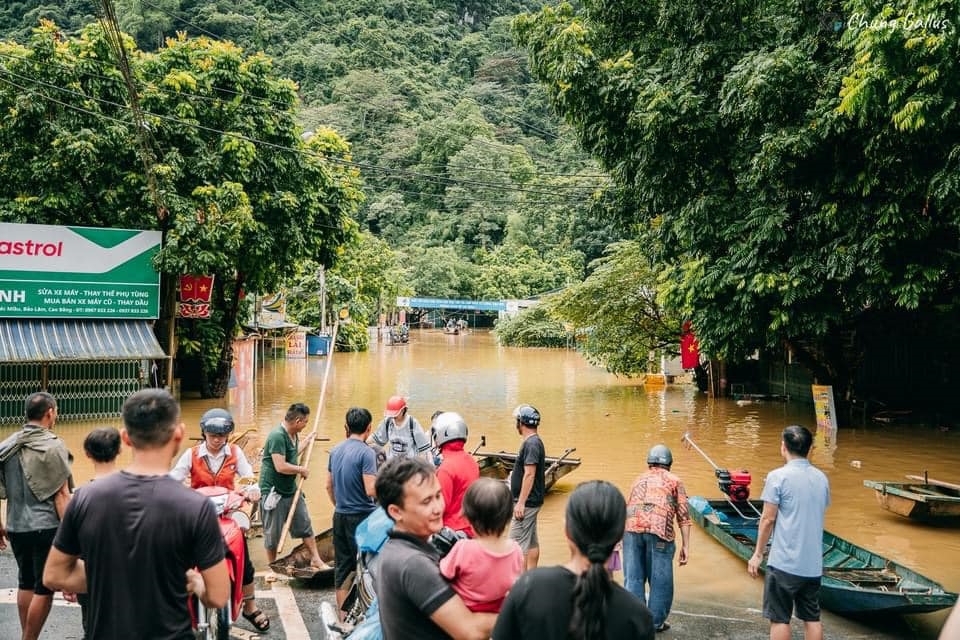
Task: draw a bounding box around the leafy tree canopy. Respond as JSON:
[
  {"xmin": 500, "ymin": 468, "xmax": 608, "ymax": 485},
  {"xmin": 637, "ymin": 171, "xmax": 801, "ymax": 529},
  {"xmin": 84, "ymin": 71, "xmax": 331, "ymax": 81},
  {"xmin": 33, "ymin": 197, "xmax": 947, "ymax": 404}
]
[
  {"xmin": 514, "ymin": 0, "xmax": 960, "ymax": 385},
  {"xmin": 0, "ymin": 21, "xmax": 361, "ymax": 395}
]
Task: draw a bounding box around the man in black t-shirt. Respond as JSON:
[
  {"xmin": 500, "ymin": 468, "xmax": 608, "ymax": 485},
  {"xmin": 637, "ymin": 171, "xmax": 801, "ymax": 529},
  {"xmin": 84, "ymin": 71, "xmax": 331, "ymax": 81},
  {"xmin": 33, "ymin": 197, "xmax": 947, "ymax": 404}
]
[
  {"xmin": 44, "ymin": 389, "xmax": 229, "ymax": 640},
  {"xmin": 374, "ymin": 457, "xmax": 494, "ymax": 640},
  {"xmin": 508, "ymin": 404, "xmax": 546, "ymax": 570}
]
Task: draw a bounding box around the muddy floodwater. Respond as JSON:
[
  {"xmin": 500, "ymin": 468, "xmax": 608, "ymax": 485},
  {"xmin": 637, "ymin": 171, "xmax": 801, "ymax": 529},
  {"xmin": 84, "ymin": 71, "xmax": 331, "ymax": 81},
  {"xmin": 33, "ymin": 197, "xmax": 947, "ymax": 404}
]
[{"xmin": 9, "ymin": 329, "xmax": 960, "ymax": 638}]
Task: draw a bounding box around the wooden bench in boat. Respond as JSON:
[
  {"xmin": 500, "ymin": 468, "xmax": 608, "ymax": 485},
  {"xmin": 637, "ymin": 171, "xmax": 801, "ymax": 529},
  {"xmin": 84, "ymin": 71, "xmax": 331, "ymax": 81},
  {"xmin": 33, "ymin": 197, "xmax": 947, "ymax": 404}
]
[{"xmin": 824, "ymin": 566, "xmax": 899, "ymax": 585}]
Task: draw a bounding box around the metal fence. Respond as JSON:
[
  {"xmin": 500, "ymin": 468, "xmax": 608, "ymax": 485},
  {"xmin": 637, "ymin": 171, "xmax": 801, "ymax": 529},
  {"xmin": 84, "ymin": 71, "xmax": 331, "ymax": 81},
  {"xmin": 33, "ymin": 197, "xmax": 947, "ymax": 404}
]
[{"xmin": 0, "ymin": 359, "xmax": 148, "ymax": 424}]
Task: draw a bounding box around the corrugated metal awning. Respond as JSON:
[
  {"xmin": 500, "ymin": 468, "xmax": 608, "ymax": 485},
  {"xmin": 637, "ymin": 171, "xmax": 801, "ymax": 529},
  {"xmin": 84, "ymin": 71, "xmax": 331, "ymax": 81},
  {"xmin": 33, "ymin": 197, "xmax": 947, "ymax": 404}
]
[{"xmin": 0, "ymin": 320, "xmax": 168, "ymax": 362}]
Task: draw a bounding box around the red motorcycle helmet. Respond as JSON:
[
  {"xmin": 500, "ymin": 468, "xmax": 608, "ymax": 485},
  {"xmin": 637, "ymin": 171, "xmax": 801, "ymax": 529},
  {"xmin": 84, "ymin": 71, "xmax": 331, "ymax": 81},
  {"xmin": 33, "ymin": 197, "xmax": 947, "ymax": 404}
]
[{"xmin": 385, "ymin": 395, "xmax": 407, "ymax": 418}]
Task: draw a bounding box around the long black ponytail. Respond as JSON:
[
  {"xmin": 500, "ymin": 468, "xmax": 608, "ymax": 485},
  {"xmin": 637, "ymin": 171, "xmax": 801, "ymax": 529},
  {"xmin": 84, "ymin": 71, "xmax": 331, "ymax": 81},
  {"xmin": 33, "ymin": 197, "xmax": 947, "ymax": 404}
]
[{"xmin": 565, "ymin": 480, "xmax": 627, "ymax": 640}]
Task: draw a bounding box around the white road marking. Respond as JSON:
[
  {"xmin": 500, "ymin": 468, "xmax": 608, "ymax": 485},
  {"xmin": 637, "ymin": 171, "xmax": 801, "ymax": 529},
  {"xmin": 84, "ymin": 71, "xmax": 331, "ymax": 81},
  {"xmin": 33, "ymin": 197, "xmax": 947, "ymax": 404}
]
[
  {"xmin": 259, "ymin": 581, "xmax": 311, "ymax": 640},
  {"xmin": 672, "ymin": 608, "xmax": 757, "ymax": 622},
  {"xmin": 2, "ymin": 584, "xmax": 312, "ymax": 640},
  {"xmin": 0, "ymin": 588, "xmax": 79, "ymax": 606}
]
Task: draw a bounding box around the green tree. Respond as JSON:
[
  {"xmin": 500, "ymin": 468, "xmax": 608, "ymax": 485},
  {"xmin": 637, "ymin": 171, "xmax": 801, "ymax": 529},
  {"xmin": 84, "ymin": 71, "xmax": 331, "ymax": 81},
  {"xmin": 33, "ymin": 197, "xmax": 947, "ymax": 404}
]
[
  {"xmin": 0, "ymin": 23, "xmax": 362, "ymax": 396},
  {"xmin": 513, "ymin": 1, "xmax": 960, "ymax": 399},
  {"xmin": 546, "ymin": 241, "xmax": 678, "ymax": 375}
]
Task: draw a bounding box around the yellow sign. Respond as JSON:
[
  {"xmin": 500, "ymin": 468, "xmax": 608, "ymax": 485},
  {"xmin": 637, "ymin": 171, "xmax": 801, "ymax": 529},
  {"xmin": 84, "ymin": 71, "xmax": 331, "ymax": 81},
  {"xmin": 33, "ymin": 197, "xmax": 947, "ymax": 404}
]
[
  {"xmin": 811, "ymin": 385, "xmax": 838, "ymax": 447},
  {"xmin": 339, "ymin": 307, "xmax": 349, "ymax": 319}
]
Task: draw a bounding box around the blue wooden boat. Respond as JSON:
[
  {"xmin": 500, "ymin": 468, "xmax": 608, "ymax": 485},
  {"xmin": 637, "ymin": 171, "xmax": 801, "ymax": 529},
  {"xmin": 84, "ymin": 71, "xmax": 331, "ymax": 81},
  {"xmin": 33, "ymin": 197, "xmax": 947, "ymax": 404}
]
[{"xmin": 688, "ymin": 496, "xmax": 958, "ymax": 615}]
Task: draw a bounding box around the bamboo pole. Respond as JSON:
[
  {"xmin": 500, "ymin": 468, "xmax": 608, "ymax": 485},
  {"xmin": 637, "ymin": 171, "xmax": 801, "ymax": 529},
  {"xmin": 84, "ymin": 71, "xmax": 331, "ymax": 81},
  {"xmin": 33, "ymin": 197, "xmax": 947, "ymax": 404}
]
[{"xmin": 276, "ymin": 322, "xmax": 338, "ymax": 554}]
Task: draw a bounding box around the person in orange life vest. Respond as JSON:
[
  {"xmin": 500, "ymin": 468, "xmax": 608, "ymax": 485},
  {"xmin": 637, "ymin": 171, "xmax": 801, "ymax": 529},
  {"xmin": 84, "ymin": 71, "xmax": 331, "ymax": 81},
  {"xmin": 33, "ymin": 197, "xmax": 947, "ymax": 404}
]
[
  {"xmin": 169, "ymin": 409, "xmax": 269, "ymax": 632},
  {"xmin": 433, "ymin": 412, "xmax": 480, "ymax": 536}
]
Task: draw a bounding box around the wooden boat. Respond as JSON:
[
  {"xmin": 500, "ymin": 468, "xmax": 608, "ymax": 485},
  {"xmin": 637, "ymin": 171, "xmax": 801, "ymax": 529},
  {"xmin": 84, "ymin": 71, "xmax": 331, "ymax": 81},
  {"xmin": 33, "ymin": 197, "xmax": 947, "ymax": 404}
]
[
  {"xmin": 688, "ymin": 496, "xmax": 958, "ymax": 615},
  {"xmin": 473, "ymin": 447, "xmax": 581, "ymax": 492},
  {"xmin": 864, "ymin": 474, "xmax": 960, "ymax": 521},
  {"xmin": 268, "ymin": 527, "xmax": 336, "ymax": 579}
]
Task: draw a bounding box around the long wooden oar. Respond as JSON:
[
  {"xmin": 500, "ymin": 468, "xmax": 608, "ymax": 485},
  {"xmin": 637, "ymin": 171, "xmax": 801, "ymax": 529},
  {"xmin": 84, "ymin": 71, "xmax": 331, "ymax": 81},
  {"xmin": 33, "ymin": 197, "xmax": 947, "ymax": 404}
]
[{"xmin": 276, "ymin": 322, "xmax": 339, "ymax": 554}]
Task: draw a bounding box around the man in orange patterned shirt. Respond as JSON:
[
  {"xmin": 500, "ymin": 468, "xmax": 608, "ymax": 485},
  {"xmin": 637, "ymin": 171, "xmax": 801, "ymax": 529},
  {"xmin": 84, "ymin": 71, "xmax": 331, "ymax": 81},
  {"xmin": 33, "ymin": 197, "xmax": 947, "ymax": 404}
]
[{"xmin": 623, "ymin": 444, "xmax": 691, "ymax": 632}]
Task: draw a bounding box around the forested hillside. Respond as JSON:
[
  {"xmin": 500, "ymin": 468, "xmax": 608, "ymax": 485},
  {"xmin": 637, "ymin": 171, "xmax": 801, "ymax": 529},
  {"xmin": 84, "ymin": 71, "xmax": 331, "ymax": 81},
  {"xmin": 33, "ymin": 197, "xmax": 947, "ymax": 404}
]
[{"xmin": 0, "ymin": 0, "xmax": 621, "ymax": 304}]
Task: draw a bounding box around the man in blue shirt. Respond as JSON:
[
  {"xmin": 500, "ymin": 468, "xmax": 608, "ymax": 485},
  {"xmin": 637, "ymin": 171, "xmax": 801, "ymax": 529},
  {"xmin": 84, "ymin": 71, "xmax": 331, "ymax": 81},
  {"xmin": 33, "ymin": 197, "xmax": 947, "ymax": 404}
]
[
  {"xmin": 327, "ymin": 407, "xmax": 378, "ymax": 619},
  {"xmin": 748, "ymin": 425, "xmax": 830, "ymax": 640}
]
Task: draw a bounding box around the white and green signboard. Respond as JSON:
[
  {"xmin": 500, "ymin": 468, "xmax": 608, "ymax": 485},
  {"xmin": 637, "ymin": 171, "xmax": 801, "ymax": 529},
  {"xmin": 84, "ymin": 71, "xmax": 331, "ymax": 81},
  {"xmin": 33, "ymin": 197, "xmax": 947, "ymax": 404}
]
[{"xmin": 0, "ymin": 223, "xmax": 161, "ymax": 319}]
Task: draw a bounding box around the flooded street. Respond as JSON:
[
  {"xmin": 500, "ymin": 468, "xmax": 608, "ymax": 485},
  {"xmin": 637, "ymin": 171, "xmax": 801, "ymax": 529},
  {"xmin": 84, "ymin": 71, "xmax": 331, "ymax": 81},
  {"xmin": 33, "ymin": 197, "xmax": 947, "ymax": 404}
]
[{"xmin": 7, "ymin": 329, "xmax": 959, "ymax": 637}]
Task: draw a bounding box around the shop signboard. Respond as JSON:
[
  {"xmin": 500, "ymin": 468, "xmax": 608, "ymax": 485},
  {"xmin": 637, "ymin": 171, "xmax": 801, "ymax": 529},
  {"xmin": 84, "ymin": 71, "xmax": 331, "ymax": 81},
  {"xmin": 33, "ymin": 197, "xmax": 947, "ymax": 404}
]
[{"xmin": 0, "ymin": 222, "xmax": 161, "ymax": 319}]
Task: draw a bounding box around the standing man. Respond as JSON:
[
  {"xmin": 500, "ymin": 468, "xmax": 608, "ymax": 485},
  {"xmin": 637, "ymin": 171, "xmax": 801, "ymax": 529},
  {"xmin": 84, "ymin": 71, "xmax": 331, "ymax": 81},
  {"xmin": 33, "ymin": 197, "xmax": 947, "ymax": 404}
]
[
  {"xmin": 508, "ymin": 404, "xmax": 545, "ymax": 571},
  {"xmin": 623, "ymin": 444, "xmax": 692, "ymax": 633},
  {"xmin": 369, "ymin": 395, "xmax": 433, "ymax": 464},
  {"xmin": 326, "ymin": 407, "xmax": 378, "ymax": 619},
  {"xmin": 748, "ymin": 425, "xmax": 830, "ymax": 640},
  {"xmin": 375, "ymin": 457, "xmax": 496, "ymax": 640},
  {"xmin": 0, "ymin": 391, "xmax": 71, "ymax": 640},
  {"xmin": 43, "ymin": 388, "xmax": 229, "ymax": 639},
  {"xmin": 434, "ymin": 412, "xmax": 480, "ymax": 535},
  {"xmin": 260, "ymin": 402, "xmax": 323, "ymax": 568},
  {"xmin": 169, "ymin": 408, "xmax": 269, "ymax": 632}
]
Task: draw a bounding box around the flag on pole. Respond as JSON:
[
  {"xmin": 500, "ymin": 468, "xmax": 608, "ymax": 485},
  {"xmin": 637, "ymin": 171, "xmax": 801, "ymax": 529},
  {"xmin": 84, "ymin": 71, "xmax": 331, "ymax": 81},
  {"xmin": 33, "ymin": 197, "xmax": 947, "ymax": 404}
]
[
  {"xmin": 681, "ymin": 321, "xmax": 699, "ymax": 369},
  {"xmin": 178, "ymin": 274, "xmax": 215, "ymax": 318}
]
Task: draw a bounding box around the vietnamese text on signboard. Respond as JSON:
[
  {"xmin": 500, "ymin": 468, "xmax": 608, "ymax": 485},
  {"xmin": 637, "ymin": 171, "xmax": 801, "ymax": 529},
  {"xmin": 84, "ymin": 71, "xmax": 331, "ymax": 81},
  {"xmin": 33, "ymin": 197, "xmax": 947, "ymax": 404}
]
[
  {"xmin": 0, "ymin": 223, "xmax": 161, "ymax": 319},
  {"xmin": 396, "ymin": 296, "xmax": 507, "ymax": 312}
]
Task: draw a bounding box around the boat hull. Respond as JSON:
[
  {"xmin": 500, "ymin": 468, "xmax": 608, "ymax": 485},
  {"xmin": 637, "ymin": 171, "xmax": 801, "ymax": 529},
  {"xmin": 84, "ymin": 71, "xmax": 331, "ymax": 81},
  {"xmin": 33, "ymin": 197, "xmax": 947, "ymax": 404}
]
[
  {"xmin": 863, "ymin": 480, "xmax": 960, "ymax": 521},
  {"xmin": 268, "ymin": 528, "xmax": 336, "ymax": 579},
  {"xmin": 474, "ymin": 449, "xmax": 580, "ymax": 493},
  {"xmin": 688, "ymin": 497, "xmax": 958, "ymax": 616}
]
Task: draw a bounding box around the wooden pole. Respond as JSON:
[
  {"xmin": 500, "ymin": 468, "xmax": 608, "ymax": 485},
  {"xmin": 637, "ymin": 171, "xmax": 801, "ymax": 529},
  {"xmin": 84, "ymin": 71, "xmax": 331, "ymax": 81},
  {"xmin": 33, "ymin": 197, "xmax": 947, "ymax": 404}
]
[{"xmin": 276, "ymin": 322, "xmax": 338, "ymax": 554}]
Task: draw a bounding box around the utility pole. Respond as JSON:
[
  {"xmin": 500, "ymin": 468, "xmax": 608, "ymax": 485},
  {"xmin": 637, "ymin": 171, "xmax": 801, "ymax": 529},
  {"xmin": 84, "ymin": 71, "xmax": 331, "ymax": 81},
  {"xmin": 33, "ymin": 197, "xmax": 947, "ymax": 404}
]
[{"xmin": 318, "ymin": 266, "xmax": 327, "ymax": 333}]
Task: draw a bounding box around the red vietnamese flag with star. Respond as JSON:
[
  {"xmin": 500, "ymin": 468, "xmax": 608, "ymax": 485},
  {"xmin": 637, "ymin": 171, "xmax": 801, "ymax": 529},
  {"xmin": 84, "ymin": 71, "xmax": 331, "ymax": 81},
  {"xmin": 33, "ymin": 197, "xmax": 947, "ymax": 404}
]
[
  {"xmin": 680, "ymin": 321, "xmax": 699, "ymax": 369},
  {"xmin": 178, "ymin": 274, "xmax": 215, "ymax": 318}
]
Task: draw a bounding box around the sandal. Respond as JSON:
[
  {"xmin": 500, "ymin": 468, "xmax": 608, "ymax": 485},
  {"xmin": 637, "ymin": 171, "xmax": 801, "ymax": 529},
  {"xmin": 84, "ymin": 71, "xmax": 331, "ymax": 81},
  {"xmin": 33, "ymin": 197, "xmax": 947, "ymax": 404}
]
[{"xmin": 242, "ymin": 608, "xmax": 270, "ymax": 632}]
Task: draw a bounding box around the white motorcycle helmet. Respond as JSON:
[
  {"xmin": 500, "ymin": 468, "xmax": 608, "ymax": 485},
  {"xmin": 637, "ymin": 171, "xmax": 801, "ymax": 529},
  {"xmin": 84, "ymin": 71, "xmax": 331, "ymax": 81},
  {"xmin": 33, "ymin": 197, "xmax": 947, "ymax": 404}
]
[{"xmin": 433, "ymin": 412, "xmax": 468, "ymax": 447}]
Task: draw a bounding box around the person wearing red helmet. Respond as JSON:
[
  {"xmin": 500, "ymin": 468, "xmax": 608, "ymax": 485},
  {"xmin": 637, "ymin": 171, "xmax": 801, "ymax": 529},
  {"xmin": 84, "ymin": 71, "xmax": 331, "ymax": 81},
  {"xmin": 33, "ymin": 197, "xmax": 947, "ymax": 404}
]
[{"xmin": 369, "ymin": 396, "xmax": 433, "ymax": 465}]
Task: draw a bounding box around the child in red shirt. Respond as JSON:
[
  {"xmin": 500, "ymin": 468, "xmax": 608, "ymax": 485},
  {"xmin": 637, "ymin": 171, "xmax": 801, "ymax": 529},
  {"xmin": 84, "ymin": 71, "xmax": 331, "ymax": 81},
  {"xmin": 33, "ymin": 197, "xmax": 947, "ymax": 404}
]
[{"xmin": 439, "ymin": 478, "xmax": 523, "ymax": 612}]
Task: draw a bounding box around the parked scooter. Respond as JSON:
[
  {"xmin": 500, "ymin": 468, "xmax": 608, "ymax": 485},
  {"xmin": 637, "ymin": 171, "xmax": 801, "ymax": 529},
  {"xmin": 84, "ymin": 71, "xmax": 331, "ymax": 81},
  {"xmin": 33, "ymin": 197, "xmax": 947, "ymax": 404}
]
[{"xmin": 191, "ymin": 486, "xmax": 251, "ymax": 640}]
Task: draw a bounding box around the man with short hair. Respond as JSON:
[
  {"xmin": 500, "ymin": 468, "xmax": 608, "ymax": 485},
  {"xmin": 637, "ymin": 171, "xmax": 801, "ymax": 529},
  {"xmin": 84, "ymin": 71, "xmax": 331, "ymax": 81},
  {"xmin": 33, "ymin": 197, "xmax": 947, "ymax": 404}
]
[
  {"xmin": 0, "ymin": 391, "xmax": 72, "ymax": 640},
  {"xmin": 370, "ymin": 395, "xmax": 433, "ymax": 464},
  {"xmin": 327, "ymin": 407, "xmax": 378, "ymax": 619},
  {"xmin": 508, "ymin": 404, "xmax": 545, "ymax": 570},
  {"xmin": 375, "ymin": 457, "xmax": 495, "ymax": 640},
  {"xmin": 44, "ymin": 388, "xmax": 229, "ymax": 639},
  {"xmin": 748, "ymin": 425, "xmax": 831, "ymax": 640},
  {"xmin": 260, "ymin": 402, "xmax": 323, "ymax": 567}
]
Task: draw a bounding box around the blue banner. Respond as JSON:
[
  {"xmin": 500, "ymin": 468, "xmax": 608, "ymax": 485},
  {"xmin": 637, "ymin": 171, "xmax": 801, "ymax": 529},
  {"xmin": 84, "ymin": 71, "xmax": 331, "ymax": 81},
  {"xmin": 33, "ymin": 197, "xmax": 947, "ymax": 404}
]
[{"xmin": 401, "ymin": 296, "xmax": 506, "ymax": 311}]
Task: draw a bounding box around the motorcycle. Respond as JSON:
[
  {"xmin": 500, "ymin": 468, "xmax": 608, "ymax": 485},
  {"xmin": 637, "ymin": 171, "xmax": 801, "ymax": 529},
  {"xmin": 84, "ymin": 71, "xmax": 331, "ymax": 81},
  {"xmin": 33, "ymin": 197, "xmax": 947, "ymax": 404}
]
[{"xmin": 190, "ymin": 486, "xmax": 251, "ymax": 640}]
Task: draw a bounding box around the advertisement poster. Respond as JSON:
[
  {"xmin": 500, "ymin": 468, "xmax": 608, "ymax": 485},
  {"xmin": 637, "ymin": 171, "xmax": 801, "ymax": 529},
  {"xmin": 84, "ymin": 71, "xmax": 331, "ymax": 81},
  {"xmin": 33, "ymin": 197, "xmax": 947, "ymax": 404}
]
[
  {"xmin": 0, "ymin": 223, "xmax": 161, "ymax": 318},
  {"xmin": 812, "ymin": 384, "xmax": 838, "ymax": 448},
  {"xmin": 286, "ymin": 331, "xmax": 306, "ymax": 359}
]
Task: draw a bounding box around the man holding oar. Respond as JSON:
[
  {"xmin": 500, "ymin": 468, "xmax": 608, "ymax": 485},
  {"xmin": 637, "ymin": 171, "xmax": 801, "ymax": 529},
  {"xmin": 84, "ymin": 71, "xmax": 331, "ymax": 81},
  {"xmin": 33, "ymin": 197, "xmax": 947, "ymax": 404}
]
[{"xmin": 260, "ymin": 402, "xmax": 324, "ymax": 569}]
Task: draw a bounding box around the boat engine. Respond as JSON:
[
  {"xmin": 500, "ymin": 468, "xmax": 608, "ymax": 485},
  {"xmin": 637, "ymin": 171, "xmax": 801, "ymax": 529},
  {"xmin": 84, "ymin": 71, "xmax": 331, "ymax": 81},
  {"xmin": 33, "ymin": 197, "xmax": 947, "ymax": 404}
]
[{"xmin": 716, "ymin": 468, "xmax": 752, "ymax": 502}]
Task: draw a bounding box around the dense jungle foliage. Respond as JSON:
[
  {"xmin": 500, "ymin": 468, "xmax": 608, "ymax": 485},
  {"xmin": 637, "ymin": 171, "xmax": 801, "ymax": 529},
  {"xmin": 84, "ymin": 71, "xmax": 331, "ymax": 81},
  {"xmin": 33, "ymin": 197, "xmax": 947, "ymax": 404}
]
[{"xmin": 0, "ymin": 1, "xmax": 641, "ymax": 394}]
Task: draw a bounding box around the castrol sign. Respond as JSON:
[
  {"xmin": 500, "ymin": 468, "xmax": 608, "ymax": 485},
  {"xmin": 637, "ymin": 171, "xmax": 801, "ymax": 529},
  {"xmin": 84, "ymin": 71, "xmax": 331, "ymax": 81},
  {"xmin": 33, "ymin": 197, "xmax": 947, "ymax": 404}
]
[{"xmin": 0, "ymin": 223, "xmax": 161, "ymax": 319}]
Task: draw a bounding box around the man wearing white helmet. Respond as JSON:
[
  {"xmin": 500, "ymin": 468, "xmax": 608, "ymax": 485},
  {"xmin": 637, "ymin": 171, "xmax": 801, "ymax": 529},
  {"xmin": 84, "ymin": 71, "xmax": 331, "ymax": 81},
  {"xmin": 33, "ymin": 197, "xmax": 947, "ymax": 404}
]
[
  {"xmin": 508, "ymin": 404, "xmax": 545, "ymax": 571},
  {"xmin": 434, "ymin": 412, "xmax": 480, "ymax": 535}
]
